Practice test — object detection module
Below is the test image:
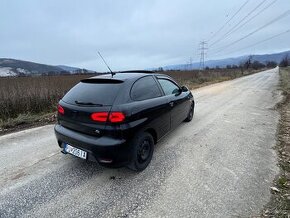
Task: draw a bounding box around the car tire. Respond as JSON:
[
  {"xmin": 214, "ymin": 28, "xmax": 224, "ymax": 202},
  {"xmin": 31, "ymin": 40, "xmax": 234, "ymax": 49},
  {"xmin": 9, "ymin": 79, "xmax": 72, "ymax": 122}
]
[
  {"xmin": 127, "ymin": 132, "xmax": 154, "ymax": 172},
  {"xmin": 184, "ymin": 102, "xmax": 194, "ymax": 122}
]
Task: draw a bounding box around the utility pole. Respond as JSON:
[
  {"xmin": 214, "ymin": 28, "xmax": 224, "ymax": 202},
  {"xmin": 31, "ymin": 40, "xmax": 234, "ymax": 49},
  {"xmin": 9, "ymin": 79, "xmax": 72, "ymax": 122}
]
[
  {"xmin": 187, "ymin": 57, "xmax": 193, "ymax": 70},
  {"xmin": 199, "ymin": 41, "xmax": 208, "ymax": 70}
]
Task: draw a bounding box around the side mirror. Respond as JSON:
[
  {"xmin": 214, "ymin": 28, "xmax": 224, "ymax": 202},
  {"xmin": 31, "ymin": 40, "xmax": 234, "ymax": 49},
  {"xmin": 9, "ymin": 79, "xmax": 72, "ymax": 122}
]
[{"xmin": 181, "ymin": 86, "xmax": 189, "ymax": 92}]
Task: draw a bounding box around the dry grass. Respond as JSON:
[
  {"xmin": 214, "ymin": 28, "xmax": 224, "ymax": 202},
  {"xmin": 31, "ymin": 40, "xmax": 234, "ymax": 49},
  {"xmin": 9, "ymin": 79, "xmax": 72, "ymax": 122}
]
[
  {"xmin": 0, "ymin": 74, "xmax": 91, "ymax": 120},
  {"xmin": 262, "ymin": 67, "xmax": 290, "ymax": 217},
  {"xmin": 0, "ymin": 68, "xmax": 256, "ymax": 130},
  {"xmin": 161, "ymin": 68, "xmax": 246, "ymax": 89}
]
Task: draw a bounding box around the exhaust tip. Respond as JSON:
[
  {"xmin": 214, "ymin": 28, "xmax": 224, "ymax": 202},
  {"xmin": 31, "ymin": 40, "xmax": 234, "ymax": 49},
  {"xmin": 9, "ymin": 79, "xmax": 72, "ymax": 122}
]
[{"xmin": 99, "ymin": 158, "xmax": 113, "ymax": 164}]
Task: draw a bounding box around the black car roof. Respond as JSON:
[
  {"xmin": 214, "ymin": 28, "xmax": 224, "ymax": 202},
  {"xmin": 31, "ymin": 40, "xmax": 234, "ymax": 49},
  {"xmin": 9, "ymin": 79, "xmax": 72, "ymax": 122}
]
[{"xmin": 87, "ymin": 70, "xmax": 160, "ymax": 81}]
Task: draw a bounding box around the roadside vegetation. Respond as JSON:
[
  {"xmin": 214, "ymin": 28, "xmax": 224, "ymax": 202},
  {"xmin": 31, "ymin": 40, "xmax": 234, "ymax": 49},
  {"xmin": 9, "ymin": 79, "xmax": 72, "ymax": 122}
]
[
  {"xmin": 161, "ymin": 67, "xmax": 255, "ymax": 89},
  {"xmin": 262, "ymin": 67, "xmax": 290, "ymax": 217},
  {"xmin": 0, "ymin": 60, "xmax": 272, "ymax": 134}
]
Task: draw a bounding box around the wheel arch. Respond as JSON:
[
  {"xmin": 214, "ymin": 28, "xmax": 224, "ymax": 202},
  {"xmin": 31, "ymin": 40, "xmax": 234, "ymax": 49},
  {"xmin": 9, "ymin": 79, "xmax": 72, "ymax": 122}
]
[{"xmin": 144, "ymin": 128, "xmax": 157, "ymax": 144}]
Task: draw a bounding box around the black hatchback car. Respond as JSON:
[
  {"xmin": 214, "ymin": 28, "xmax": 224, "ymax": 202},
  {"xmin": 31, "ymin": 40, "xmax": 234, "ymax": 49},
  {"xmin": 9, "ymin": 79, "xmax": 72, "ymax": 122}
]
[{"xmin": 55, "ymin": 71, "xmax": 194, "ymax": 171}]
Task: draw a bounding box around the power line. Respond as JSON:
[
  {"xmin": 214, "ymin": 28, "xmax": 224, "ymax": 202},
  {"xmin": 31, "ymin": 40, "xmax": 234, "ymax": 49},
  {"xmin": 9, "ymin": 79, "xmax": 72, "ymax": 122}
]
[
  {"xmin": 209, "ymin": 9, "xmax": 290, "ymax": 55},
  {"xmin": 211, "ymin": 28, "xmax": 290, "ymax": 58},
  {"xmin": 224, "ymin": 0, "xmax": 278, "ymax": 39},
  {"xmin": 207, "ymin": 0, "xmax": 250, "ymax": 42},
  {"xmin": 210, "ymin": 0, "xmax": 268, "ymax": 48}
]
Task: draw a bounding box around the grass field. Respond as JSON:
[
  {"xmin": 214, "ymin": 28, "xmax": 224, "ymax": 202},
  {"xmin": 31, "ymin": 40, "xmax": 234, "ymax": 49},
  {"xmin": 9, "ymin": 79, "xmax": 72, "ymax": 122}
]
[{"xmin": 0, "ymin": 68, "xmax": 256, "ymax": 131}]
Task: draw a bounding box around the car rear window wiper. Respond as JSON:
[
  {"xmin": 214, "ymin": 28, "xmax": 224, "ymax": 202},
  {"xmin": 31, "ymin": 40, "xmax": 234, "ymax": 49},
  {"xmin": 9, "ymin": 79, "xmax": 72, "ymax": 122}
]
[{"xmin": 75, "ymin": 101, "xmax": 103, "ymax": 106}]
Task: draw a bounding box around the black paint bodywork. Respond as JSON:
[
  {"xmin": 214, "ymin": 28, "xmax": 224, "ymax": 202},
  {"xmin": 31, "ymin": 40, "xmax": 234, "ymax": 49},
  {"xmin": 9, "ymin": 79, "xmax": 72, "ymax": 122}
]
[{"xmin": 54, "ymin": 72, "xmax": 194, "ymax": 167}]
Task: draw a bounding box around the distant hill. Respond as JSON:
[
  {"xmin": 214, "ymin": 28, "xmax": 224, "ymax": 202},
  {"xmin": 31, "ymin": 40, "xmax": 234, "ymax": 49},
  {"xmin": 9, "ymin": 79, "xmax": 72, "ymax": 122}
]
[
  {"xmin": 0, "ymin": 58, "xmax": 96, "ymax": 77},
  {"xmin": 57, "ymin": 65, "xmax": 80, "ymax": 72},
  {"xmin": 161, "ymin": 50, "xmax": 290, "ymax": 70}
]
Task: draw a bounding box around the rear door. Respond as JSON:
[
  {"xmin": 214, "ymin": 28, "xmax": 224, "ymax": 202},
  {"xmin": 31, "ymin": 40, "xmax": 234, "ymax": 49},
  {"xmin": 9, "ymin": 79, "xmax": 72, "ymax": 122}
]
[
  {"xmin": 58, "ymin": 78, "xmax": 123, "ymax": 136},
  {"xmin": 157, "ymin": 77, "xmax": 190, "ymax": 129}
]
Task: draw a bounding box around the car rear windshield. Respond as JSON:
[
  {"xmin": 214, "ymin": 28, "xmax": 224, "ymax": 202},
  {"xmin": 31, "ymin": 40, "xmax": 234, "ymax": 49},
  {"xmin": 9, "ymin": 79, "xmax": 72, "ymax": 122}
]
[{"xmin": 62, "ymin": 80, "xmax": 123, "ymax": 106}]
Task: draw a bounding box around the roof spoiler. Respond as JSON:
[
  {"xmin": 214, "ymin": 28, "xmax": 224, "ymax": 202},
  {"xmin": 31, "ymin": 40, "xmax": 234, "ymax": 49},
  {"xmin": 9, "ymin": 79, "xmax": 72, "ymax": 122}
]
[
  {"xmin": 118, "ymin": 70, "xmax": 155, "ymax": 74},
  {"xmin": 81, "ymin": 78, "xmax": 123, "ymax": 84}
]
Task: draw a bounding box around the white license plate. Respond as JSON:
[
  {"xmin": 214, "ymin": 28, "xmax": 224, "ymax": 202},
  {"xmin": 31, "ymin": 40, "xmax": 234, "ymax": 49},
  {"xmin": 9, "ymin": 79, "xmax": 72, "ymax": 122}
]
[{"xmin": 64, "ymin": 144, "xmax": 87, "ymax": 159}]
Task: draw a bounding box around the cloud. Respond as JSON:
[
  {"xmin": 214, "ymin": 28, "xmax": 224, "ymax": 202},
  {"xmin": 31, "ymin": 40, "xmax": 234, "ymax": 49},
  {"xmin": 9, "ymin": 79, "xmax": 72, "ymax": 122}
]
[{"xmin": 0, "ymin": 0, "xmax": 289, "ymax": 71}]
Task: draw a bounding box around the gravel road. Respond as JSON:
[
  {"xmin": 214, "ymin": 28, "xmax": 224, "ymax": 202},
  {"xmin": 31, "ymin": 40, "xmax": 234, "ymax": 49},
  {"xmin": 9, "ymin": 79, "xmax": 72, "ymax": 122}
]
[{"xmin": 0, "ymin": 68, "xmax": 281, "ymax": 217}]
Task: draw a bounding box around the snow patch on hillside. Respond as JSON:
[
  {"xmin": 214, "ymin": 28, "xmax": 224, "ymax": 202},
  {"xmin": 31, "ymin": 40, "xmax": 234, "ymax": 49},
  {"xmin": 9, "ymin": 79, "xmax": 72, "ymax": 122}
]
[
  {"xmin": 0, "ymin": 67, "xmax": 17, "ymax": 77},
  {"xmin": 16, "ymin": 68, "xmax": 30, "ymax": 74}
]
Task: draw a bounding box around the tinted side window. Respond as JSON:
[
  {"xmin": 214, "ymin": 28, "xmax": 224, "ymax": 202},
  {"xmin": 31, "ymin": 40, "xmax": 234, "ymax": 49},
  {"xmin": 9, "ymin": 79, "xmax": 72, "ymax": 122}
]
[
  {"xmin": 131, "ymin": 76, "xmax": 162, "ymax": 101},
  {"xmin": 158, "ymin": 79, "xmax": 180, "ymax": 95}
]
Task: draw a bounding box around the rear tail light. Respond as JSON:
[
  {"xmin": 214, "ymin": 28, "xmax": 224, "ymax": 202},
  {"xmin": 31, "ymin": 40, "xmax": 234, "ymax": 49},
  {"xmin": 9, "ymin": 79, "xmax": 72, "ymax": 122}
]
[
  {"xmin": 58, "ymin": 104, "xmax": 65, "ymax": 115},
  {"xmin": 91, "ymin": 112, "xmax": 109, "ymax": 122},
  {"xmin": 109, "ymin": 112, "xmax": 125, "ymax": 123},
  {"xmin": 90, "ymin": 112, "xmax": 125, "ymax": 123}
]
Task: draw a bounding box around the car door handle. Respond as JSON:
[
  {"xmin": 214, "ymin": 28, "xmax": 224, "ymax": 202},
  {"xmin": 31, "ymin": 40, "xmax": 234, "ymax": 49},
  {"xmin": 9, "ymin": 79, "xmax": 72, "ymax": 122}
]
[{"xmin": 169, "ymin": 101, "xmax": 174, "ymax": 107}]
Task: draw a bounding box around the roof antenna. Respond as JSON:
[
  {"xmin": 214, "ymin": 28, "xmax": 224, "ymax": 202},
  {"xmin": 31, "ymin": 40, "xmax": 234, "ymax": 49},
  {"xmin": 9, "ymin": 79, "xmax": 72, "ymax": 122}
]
[{"xmin": 97, "ymin": 51, "xmax": 115, "ymax": 76}]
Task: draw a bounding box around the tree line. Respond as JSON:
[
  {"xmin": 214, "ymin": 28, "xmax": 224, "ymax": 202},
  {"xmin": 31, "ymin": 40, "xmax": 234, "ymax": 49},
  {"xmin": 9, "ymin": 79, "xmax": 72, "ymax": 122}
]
[{"xmin": 222, "ymin": 54, "xmax": 289, "ymax": 71}]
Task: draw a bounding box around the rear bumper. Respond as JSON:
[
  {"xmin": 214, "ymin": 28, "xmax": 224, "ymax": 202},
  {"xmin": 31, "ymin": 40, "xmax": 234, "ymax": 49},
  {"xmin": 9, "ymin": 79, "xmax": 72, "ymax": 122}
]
[{"xmin": 54, "ymin": 124, "xmax": 131, "ymax": 167}]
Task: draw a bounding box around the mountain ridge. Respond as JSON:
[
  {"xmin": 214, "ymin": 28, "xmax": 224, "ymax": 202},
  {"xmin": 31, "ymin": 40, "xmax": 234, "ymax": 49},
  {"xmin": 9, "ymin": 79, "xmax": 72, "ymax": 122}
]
[
  {"xmin": 0, "ymin": 58, "xmax": 95, "ymax": 77},
  {"xmin": 1, "ymin": 50, "xmax": 289, "ymax": 77},
  {"xmin": 161, "ymin": 50, "xmax": 290, "ymax": 70}
]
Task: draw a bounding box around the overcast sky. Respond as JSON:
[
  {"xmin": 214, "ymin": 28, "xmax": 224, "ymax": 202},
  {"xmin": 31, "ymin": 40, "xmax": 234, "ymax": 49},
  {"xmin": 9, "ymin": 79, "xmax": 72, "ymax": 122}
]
[{"xmin": 0, "ymin": 0, "xmax": 289, "ymax": 71}]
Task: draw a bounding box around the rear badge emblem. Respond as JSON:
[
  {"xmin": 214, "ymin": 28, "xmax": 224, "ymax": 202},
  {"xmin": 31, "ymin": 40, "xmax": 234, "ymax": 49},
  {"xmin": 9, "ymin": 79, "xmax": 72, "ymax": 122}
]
[{"xmin": 95, "ymin": 130, "xmax": 100, "ymax": 134}]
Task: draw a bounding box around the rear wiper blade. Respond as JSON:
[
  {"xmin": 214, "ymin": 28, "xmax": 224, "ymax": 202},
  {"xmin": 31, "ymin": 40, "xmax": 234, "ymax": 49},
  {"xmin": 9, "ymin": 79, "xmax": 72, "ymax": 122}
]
[{"xmin": 75, "ymin": 101, "xmax": 103, "ymax": 106}]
